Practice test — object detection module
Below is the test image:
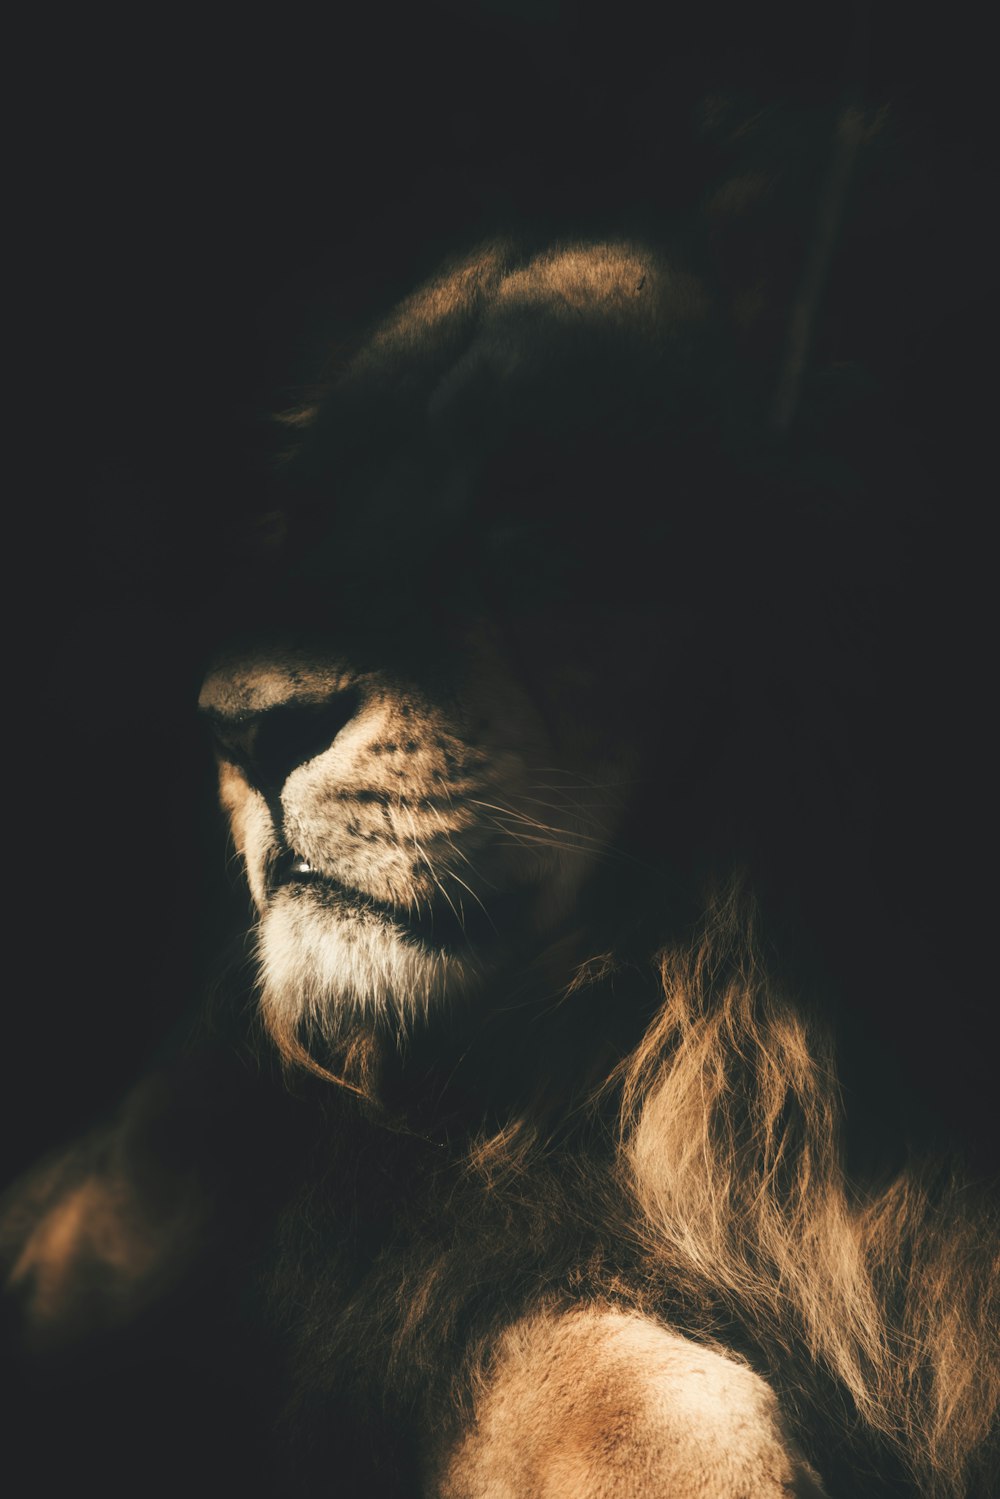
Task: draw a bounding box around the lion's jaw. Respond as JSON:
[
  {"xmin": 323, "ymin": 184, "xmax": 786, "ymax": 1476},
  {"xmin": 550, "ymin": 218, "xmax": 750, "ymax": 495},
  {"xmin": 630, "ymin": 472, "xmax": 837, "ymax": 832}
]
[{"xmin": 201, "ymin": 636, "xmax": 635, "ymax": 1048}]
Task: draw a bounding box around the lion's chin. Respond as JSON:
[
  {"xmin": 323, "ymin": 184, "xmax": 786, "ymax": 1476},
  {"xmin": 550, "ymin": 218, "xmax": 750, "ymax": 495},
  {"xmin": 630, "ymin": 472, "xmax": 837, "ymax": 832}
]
[{"xmin": 256, "ymin": 886, "xmax": 482, "ymax": 1040}]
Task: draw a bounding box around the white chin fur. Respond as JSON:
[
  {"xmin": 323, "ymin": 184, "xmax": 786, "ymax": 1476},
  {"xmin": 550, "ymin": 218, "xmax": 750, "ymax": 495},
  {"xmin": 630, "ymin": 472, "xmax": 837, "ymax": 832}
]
[{"xmin": 257, "ymin": 890, "xmax": 479, "ymax": 1042}]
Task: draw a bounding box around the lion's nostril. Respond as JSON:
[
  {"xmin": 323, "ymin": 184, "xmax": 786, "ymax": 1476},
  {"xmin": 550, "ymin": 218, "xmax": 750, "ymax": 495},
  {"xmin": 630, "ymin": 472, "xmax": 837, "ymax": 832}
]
[
  {"xmin": 252, "ymin": 690, "xmax": 361, "ymax": 790},
  {"xmin": 206, "ymin": 689, "xmax": 361, "ymax": 793}
]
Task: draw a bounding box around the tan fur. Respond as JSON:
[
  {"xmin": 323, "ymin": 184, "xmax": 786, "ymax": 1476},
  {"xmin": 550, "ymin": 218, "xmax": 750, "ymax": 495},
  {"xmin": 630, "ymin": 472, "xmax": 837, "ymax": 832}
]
[
  {"xmin": 8, "ymin": 1175, "xmax": 177, "ymax": 1329},
  {"xmin": 5, "ymin": 239, "xmax": 996, "ymax": 1496},
  {"xmin": 618, "ymin": 896, "xmax": 1000, "ymax": 1494},
  {"xmin": 203, "ymin": 244, "xmax": 996, "ymax": 1494},
  {"xmin": 200, "ymin": 614, "xmax": 635, "ymax": 1051},
  {"xmin": 437, "ymin": 1306, "xmax": 826, "ymax": 1498},
  {"xmin": 3, "ymin": 1108, "xmax": 211, "ymax": 1355}
]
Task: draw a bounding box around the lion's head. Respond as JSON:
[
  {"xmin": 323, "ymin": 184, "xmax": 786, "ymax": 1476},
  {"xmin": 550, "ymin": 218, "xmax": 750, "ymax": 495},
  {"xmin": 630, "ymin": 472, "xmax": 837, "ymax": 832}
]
[
  {"xmin": 200, "ymin": 240, "xmax": 829, "ymax": 1082},
  {"xmin": 3, "ymin": 234, "xmax": 991, "ymax": 1499}
]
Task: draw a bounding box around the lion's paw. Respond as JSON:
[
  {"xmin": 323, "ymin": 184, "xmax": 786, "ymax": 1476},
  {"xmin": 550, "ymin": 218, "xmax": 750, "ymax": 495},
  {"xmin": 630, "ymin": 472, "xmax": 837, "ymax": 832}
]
[{"xmin": 435, "ymin": 1306, "xmax": 827, "ymax": 1499}]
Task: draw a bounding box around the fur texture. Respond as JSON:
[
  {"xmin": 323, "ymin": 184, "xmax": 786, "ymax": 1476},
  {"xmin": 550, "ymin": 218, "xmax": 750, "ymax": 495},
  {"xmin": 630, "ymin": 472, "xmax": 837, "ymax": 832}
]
[
  {"xmin": 4, "ymin": 237, "xmax": 997, "ymax": 1498},
  {"xmin": 437, "ymin": 1306, "xmax": 827, "ymax": 1497}
]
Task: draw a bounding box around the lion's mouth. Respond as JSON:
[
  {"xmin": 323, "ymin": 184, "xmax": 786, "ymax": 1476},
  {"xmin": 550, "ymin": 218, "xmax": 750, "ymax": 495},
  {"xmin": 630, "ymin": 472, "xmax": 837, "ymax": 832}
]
[
  {"xmin": 269, "ymin": 847, "xmax": 494, "ymax": 952},
  {"xmin": 270, "ymin": 847, "xmax": 394, "ymax": 911}
]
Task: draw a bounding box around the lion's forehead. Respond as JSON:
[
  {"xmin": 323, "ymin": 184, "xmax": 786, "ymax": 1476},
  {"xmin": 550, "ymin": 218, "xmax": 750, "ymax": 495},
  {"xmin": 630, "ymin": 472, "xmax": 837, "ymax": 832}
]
[
  {"xmin": 347, "ymin": 240, "xmax": 709, "ymax": 414},
  {"xmin": 388, "ymin": 240, "xmax": 702, "ymax": 329}
]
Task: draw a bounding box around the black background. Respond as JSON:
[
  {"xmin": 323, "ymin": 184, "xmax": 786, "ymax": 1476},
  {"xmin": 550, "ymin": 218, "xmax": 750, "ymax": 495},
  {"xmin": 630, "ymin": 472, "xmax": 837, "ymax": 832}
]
[{"xmin": 7, "ymin": 2, "xmax": 994, "ymax": 1185}]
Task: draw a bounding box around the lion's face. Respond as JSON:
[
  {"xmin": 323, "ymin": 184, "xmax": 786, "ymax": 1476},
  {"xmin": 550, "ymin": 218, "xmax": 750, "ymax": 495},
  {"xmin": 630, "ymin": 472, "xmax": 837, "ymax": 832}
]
[
  {"xmin": 200, "ymin": 243, "xmax": 735, "ymax": 1052},
  {"xmin": 200, "ymin": 618, "xmax": 639, "ymax": 1035}
]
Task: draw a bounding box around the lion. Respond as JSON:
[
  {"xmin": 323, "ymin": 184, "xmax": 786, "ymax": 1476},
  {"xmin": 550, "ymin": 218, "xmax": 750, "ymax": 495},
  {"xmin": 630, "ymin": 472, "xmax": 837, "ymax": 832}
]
[{"xmin": 3, "ymin": 239, "xmax": 998, "ymax": 1498}]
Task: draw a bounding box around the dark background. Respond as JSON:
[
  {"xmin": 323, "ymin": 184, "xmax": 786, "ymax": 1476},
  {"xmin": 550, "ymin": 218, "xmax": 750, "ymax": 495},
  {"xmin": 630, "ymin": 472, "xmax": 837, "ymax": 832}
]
[{"xmin": 7, "ymin": 2, "xmax": 993, "ymax": 1184}]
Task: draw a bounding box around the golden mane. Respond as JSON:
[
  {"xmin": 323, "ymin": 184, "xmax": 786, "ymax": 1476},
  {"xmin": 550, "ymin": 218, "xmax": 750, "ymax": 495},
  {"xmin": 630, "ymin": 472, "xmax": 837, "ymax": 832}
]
[
  {"xmin": 615, "ymin": 888, "xmax": 1000, "ymax": 1496},
  {"xmin": 238, "ymin": 239, "xmax": 1000, "ymax": 1494},
  {"xmin": 6, "ymin": 216, "xmax": 995, "ymax": 1496},
  {"xmin": 261, "ymin": 876, "xmax": 999, "ymax": 1495}
]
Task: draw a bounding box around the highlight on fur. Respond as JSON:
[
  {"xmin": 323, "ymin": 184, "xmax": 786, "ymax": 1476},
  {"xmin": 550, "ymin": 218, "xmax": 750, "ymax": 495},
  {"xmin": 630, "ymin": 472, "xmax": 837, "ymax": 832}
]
[
  {"xmin": 213, "ymin": 238, "xmax": 997, "ymax": 1496},
  {"xmin": 3, "ymin": 216, "xmax": 996, "ymax": 1499},
  {"xmin": 618, "ymin": 889, "xmax": 1000, "ymax": 1497},
  {"xmin": 437, "ymin": 1303, "xmax": 828, "ymax": 1498}
]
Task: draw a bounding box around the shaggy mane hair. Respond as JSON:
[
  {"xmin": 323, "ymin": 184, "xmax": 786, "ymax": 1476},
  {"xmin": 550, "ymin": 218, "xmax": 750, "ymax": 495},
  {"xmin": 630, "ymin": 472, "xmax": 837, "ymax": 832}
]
[
  {"xmin": 5, "ymin": 159, "xmax": 995, "ymax": 1497},
  {"xmin": 258, "ymin": 880, "xmax": 998, "ymax": 1499},
  {"xmin": 620, "ymin": 891, "xmax": 999, "ymax": 1497},
  {"xmin": 247, "ymin": 234, "xmax": 998, "ymax": 1499}
]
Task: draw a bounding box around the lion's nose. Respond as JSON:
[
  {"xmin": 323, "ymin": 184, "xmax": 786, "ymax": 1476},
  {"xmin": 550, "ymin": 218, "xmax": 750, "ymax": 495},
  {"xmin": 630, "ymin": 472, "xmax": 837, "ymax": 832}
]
[{"xmin": 198, "ymin": 656, "xmax": 360, "ymax": 793}]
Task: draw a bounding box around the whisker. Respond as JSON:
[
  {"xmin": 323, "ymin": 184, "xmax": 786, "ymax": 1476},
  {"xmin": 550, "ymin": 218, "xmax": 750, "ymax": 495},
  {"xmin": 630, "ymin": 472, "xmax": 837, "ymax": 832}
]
[
  {"xmin": 402, "ymin": 807, "xmax": 468, "ymax": 937},
  {"xmin": 469, "ymin": 799, "xmax": 609, "ymax": 844},
  {"xmin": 523, "ymin": 766, "xmax": 649, "ymax": 791},
  {"xmin": 515, "ymin": 791, "xmax": 615, "ymax": 835},
  {"xmin": 425, "ymin": 804, "xmax": 501, "ymax": 891},
  {"xmin": 442, "ymin": 870, "xmax": 499, "ymax": 936},
  {"xmin": 485, "ymin": 827, "xmax": 654, "ymax": 872}
]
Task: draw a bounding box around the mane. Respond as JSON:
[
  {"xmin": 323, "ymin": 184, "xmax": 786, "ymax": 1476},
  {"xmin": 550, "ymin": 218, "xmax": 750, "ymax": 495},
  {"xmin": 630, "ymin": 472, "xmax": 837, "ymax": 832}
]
[
  {"xmin": 260, "ymin": 883, "xmax": 998, "ymax": 1496},
  {"xmin": 244, "ymin": 238, "xmax": 996, "ymax": 1495},
  {"xmin": 618, "ymin": 886, "xmax": 1000, "ymax": 1497}
]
